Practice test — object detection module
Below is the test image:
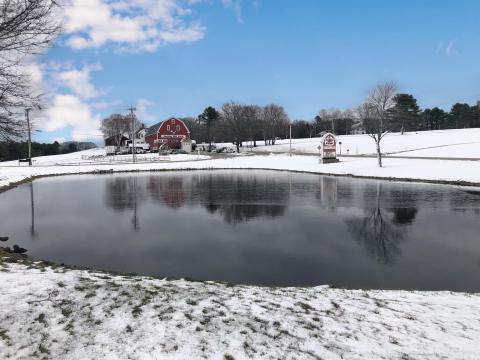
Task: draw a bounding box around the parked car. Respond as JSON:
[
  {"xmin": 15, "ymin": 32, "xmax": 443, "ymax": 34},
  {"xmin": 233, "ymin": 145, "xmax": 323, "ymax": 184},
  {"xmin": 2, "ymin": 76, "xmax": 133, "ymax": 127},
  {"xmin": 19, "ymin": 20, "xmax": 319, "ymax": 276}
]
[
  {"xmin": 197, "ymin": 143, "xmax": 217, "ymax": 152},
  {"xmin": 116, "ymin": 147, "xmax": 129, "ymax": 155},
  {"xmin": 216, "ymin": 146, "xmax": 235, "ymax": 153}
]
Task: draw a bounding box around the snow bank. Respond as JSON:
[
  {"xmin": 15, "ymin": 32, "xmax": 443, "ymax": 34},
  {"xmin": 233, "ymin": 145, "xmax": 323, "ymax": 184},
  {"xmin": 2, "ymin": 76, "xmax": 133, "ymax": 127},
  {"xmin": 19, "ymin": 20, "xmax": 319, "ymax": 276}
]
[{"xmin": 1, "ymin": 259, "xmax": 479, "ymax": 359}]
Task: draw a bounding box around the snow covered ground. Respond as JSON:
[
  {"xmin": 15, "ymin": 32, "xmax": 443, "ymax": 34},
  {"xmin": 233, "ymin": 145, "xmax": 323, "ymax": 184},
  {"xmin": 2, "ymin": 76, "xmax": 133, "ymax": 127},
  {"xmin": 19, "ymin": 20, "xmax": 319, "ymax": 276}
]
[
  {"xmin": 1, "ymin": 257, "xmax": 479, "ymax": 359},
  {"xmin": 251, "ymin": 128, "xmax": 480, "ymax": 158},
  {"xmin": 0, "ymin": 148, "xmax": 209, "ymax": 167}
]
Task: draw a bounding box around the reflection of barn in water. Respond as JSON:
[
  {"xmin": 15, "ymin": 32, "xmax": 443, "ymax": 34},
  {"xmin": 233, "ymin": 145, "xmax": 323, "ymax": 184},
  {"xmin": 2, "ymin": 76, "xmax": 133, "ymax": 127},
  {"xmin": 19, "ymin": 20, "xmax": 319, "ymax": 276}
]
[
  {"xmin": 104, "ymin": 176, "xmax": 148, "ymax": 211},
  {"xmin": 103, "ymin": 172, "xmax": 295, "ymax": 224},
  {"xmin": 147, "ymin": 175, "xmax": 192, "ymax": 209}
]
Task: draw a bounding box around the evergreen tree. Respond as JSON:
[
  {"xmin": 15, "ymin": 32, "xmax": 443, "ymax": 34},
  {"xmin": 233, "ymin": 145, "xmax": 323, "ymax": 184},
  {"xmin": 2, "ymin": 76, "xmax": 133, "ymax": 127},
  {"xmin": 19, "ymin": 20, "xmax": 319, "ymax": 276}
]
[
  {"xmin": 450, "ymin": 103, "xmax": 473, "ymax": 128},
  {"xmin": 198, "ymin": 106, "xmax": 220, "ymax": 149},
  {"xmin": 390, "ymin": 94, "xmax": 421, "ymax": 134},
  {"xmin": 421, "ymin": 108, "xmax": 448, "ymax": 130}
]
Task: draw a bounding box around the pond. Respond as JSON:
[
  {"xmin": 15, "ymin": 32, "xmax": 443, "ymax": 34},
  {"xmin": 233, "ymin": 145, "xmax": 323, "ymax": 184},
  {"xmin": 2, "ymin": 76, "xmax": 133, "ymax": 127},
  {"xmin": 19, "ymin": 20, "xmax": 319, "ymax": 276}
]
[{"xmin": 1, "ymin": 170, "xmax": 479, "ymax": 291}]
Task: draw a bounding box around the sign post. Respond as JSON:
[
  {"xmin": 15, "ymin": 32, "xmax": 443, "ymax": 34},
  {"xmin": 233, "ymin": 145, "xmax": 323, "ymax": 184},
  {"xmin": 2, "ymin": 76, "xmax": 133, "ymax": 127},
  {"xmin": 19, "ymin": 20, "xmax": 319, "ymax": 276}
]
[{"xmin": 318, "ymin": 132, "xmax": 339, "ymax": 164}]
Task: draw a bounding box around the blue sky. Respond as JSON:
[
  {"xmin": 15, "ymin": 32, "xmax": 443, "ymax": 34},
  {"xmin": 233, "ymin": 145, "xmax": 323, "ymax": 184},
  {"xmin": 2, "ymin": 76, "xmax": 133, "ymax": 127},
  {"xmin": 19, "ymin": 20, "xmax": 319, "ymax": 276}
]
[{"xmin": 33, "ymin": 0, "xmax": 480, "ymax": 143}]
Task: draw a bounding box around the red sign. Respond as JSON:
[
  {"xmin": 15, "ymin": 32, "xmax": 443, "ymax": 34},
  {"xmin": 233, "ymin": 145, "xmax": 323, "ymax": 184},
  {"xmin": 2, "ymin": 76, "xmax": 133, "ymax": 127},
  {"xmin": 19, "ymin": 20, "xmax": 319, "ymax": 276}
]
[{"xmin": 321, "ymin": 133, "xmax": 337, "ymax": 159}]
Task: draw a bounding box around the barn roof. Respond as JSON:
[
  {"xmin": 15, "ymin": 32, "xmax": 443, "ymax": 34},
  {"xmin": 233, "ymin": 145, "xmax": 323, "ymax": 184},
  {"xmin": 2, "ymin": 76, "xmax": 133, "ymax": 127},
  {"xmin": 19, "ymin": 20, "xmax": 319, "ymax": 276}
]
[
  {"xmin": 146, "ymin": 117, "xmax": 189, "ymax": 136},
  {"xmin": 146, "ymin": 122, "xmax": 162, "ymax": 136}
]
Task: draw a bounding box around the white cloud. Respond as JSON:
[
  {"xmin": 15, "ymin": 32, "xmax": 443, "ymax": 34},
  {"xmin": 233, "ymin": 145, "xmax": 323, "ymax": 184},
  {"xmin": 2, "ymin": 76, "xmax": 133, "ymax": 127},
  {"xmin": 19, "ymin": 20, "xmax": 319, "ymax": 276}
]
[
  {"xmin": 222, "ymin": 0, "xmax": 243, "ymax": 23},
  {"xmin": 25, "ymin": 61, "xmax": 123, "ymax": 142},
  {"xmin": 135, "ymin": 98, "xmax": 157, "ymax": 123},
  {"xmin": 45, "ymin": 94, "xmax": 102, "ymax": 141},
  {"xmin": 437, "ymin": 40, "xmax": 460, "ymax": 57},
  {"xmin": 92, "ymin": 99, "xmax": 123, "ymax": 110},
  {"xmin": 55, "ymin": 63, "xmax": 105, "ymax": 99},
  {"xmin": 63, "ymin": 0, "xmax": 206, "ymax": 52}
]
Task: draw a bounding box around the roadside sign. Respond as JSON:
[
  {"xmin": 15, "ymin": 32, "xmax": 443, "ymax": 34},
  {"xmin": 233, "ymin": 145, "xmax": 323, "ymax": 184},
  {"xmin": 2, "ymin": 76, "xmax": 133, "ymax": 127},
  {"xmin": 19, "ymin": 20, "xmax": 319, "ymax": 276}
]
[
  {"xmin": 320, "ymin": 133, "xmax": 338, "ymax": 163},
  {"xmin": 322, "ymin": 133, "xmax": 336, "ymax": 158}
]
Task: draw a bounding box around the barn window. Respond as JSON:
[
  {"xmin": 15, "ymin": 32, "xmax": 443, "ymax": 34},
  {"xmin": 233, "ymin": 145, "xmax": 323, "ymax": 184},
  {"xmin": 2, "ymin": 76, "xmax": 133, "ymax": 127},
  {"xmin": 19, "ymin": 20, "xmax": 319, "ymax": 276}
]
[
  {"xmin": 167, "ymin": 125, "xmax": 170, "ymax": 131},
  {"xmin": 172, "ymin": 119, "xmax": 175, "ymax": 124},
  {"xmin": 176, "ymin": 125, "xmax": 180, "ymax": 131}
]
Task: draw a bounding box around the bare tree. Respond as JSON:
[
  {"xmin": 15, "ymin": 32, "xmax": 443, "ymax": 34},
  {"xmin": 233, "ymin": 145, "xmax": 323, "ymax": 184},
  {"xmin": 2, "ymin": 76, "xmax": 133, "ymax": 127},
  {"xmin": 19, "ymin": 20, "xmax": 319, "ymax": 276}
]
[
  {"xmin": 221, "ymin": 102, "xmax": 248, "ymax": 153},
  {"xmin": 243, "ymin": 105, "xmax": 261, "ymax": 148},
  {"xmin": 317, "ymin": 108, "xmax": 342, "ymax": 134},
  {"xmin": 0, "ymin": 0, "xmax": 60, "ymax": 140},
  {"xmin": 101, "ymin": 114, "xmax": 133, "ymax": 148},
  {"xmin": 261, "ymin": 104, "xmax": 289, "ymax": 145},
  {"xmin": 317, "ymin": 108, "xmax": 356, "ymax": 135},
  {"xmin": 359, "ymin": 81, "xmax": 397, "ymax": 167}
]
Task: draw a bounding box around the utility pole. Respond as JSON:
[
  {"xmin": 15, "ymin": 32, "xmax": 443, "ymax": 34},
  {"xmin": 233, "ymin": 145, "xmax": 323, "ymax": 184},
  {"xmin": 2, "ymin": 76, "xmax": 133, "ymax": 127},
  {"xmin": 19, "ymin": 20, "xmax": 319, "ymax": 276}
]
[
  {"xmin": 127, "ymin": 106, "xmax": 137, "ymax": 163},
  {"xmin": 25, "ymin": 108, "xmax": 32, "ymax": 166},
  {"xmin": 289, "ymin": 123, "xmax": 292, "ymax": 157}
]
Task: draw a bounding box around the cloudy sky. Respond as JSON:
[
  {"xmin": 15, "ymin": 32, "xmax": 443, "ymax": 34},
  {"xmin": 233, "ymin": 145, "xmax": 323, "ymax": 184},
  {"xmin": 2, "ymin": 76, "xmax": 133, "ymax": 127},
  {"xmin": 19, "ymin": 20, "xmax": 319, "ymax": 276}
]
[{"xmin": 30, "ymin": 0, "xmax": 480, "ymax": 143}]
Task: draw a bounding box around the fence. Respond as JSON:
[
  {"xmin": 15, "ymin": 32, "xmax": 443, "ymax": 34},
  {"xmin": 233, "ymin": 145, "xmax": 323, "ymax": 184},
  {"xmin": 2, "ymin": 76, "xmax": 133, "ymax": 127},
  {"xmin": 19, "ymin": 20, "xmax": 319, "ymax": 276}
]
[{"xmin": 78, "ymin": 154, "xmax": 171, "ymax": 164}]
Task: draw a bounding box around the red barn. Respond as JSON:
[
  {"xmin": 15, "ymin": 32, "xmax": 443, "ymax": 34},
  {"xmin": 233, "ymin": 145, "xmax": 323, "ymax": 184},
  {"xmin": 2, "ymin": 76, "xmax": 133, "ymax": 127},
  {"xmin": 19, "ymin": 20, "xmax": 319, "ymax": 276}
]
[{"xmin": 145, "ymin": 118, "xmax": 190, "ymax": 150}]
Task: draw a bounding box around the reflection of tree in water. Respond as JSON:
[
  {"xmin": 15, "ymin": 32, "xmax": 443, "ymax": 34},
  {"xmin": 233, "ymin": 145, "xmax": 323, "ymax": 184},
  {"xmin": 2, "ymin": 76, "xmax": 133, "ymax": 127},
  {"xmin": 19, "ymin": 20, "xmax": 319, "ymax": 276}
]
[
  {"xmin": 385, "ymin": 187, "xmax": 418, "ymax": 225},
  {"xmin": 449, "ymin": 188, "xmax": 480, "ymax": 216},
  {"xmin": 390, "ymin": 208, "xmax": 418, "ymax": 225},
  {"xmin": 192, "ymin": 174, "xmax": 289, "ymax": 224},
  {"xmin": 104, "ymin": 176, "xmax": 147, "ymax": 211},
  {"xmin": 347, "ymin": 182, "xmax": 410, "ymax": 266}
]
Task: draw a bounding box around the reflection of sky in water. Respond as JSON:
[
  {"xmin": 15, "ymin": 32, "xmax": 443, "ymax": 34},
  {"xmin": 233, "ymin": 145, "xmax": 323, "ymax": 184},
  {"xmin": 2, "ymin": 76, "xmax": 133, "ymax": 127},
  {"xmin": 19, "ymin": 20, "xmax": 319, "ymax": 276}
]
[{"xmin": 0, "ymin": 170, "xmax": 479, "ymax": 291}]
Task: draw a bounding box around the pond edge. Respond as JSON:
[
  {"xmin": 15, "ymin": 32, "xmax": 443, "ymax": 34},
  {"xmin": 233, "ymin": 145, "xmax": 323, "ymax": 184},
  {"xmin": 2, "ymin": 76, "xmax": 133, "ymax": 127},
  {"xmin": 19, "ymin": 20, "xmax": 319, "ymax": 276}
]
[{"xmin": 2, "ymin": 166, "xmax": 480, "ymax": 195}]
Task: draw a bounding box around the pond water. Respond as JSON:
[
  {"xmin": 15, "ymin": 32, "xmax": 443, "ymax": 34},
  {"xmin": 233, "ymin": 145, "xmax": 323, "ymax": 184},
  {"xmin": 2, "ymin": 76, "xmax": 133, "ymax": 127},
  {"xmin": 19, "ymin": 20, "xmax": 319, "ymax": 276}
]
[{"xmin": 1, "ymin": 170, "xmax": 479, "ymax": 291}]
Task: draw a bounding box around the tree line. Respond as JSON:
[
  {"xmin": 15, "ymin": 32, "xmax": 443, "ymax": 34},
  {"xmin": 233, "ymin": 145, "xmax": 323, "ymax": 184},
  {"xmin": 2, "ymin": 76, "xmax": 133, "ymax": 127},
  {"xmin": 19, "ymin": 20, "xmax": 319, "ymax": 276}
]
[
  {"xmin": 299, "ymin": 96, "xmax": 480, "ymax": 138},
  {"xmin": 179, "ymin": 103, "xmax": 290, "ymax": 152},
  {"xmin": 0, "ymin": 141, "xmax": 97, "ymax": 161},
  {"xmin": 179, "ymin": 95, "xmax": 480, "ymax": 154}
]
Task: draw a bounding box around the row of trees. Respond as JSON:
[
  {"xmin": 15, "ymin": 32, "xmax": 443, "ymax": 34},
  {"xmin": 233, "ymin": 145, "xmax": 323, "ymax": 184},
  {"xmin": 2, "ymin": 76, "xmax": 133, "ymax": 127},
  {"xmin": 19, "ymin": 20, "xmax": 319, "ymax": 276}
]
[
  {"xmin": 184, "ymin": 95, "xmax": 480, "ymax": 155},
  {"xmin": 174, "ymin": 83, "xmax": 480, "ymax": 167},
  {"xmin": 0, "ymin": 141, "xmax": 97, "ymax": 161},
  {"xmin": 182, "ymin": 103, "xmax": 290, "ymax": 152},
  {"xmin": 314, "ymin": 96, "xmax": 480, "ymax": 136}
]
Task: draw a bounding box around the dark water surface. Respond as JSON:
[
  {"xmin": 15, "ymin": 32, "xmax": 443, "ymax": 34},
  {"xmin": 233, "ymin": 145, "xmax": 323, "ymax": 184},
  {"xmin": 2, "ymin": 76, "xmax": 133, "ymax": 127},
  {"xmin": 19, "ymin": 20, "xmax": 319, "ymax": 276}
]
[{"xmin": 1, "ymin": 170, "xmax": 479, "ymax": 291}]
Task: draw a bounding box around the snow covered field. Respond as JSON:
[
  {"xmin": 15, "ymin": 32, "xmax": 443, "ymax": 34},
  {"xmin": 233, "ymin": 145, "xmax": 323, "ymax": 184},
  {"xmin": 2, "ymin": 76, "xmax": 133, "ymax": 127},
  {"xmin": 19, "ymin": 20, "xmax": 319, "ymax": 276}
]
[
  {"xmin": 1, "ymin": 257, "xmax": 479, "ymax": 359},
  {"xmin": 252, "ymin": 128, "xmax": 480, "ymax": 158},
  {"xmin": 0, "ymin": 148, "xmax": 209, "ymax": 167}
]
